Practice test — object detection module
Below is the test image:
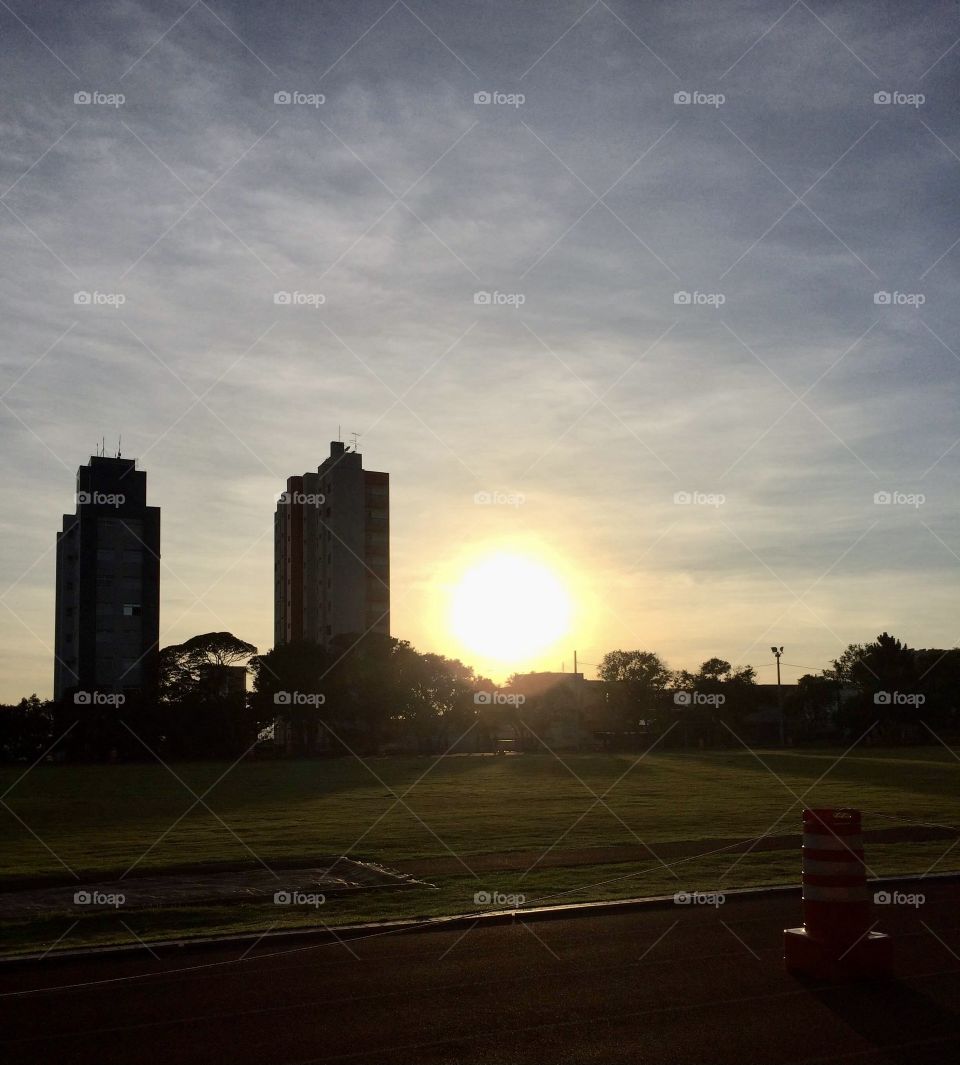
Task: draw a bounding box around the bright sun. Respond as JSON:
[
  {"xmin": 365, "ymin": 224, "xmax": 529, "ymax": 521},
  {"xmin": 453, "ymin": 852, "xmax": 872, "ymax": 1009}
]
[{"xmin": 449, "ymin": 551, "xmax": 572, "ymax": 664}]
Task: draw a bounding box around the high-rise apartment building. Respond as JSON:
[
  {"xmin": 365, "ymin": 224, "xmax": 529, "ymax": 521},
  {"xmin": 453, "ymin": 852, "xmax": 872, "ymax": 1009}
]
[
  {"xmin": 54, "ymin": 455, "xmax": 161, "ymax": 701},
  {"xmin": 274, "ymin": 441, "xmax": 389, "ymax": 647}
]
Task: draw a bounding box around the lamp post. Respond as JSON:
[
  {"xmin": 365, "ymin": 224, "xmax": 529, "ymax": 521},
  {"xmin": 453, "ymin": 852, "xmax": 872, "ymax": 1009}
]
[{"xmin": 771, "ymin": 646, "xmax": 784, "ymax": 745}]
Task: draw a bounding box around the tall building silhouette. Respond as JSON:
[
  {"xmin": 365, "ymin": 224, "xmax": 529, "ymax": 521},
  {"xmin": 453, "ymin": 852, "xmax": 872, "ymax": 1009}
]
[
  {"xmin": 54, "ymin": 456, "xmax": 161, "ymax": 701},
  {"xmin": 275, "ymin": 441, "xmax": 389, "ymax": 646}
]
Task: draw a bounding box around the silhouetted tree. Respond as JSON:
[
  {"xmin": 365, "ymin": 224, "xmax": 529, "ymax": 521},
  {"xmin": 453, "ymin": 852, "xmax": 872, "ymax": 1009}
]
[
  {"xmin": 249, "ymin": 640, "xmax": 335, "ymax": 756},
  {"xmin": 160, "ymin": 631, "xmax": 257, "ymax": 758},
  {"xmin": 840, "ymin": 633, "xmax": 920, "ymax": 742},
  {"xmin": 914, "ymin": 648, "xmax": 960, "ymax": 732},
  {"xmin": 0, "ymin": 695, "xmax": 55, "ymax": 762},
  {"xmin": 788, "ymin": 673, "xmax": 842, "ymax": 742},
  {"xmin": 598, "ymin": 650, "xmax": 672, "ymax": 731},
  {"xmin": 668, "ymin": 659, "xmax": 758, "ymax": 747}
]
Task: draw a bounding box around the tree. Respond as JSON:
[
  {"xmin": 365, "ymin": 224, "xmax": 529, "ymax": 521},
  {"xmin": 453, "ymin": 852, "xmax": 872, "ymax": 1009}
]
[
  {"xmin": 394, "ymin": 652, "xmax": 480, "ymax": 753},
  {"xmin": 598, "ymin": 650, "xmax": 672, "ymax": 731},
  {"xmin": 249, "ymin": 640, "xmax": 335, "ymax": 756},
  {"xmin": 160, "ymin": 632, "xmax": 258, "ymax": 758},
  {"xmin": 826, "ymin": 643, "xmax": 868, "ymax": 685},
  {"xmin": 839, "ymin": 630, "xmax": 920, "ymax": 741},
  {"xmin": 160, "ymin": 632, "xmax": 257, "ymax": 694},
  {"xmin": 914, "ymin": 648, "xmax": 960, "ymax": 731},
  {"xmin": 790, "ymin": 673, "xmax": 841, "ymax": 742},
  {"xmin": 0, "ymin": 695, "xmax": 54, "ymax": 762},
  {"xmin": 668, "ymin": 659, "xmax": 758, "ymax": 747}
]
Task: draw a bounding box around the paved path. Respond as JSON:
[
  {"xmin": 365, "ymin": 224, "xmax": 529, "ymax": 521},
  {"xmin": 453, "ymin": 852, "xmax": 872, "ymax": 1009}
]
[
  {"xmin": 0, "ymin": 858, "xmax": 425, "ymax": 918},
  {"xmin": 1, "ymin": 878, "xmax": 958, "ymax": 1064}
]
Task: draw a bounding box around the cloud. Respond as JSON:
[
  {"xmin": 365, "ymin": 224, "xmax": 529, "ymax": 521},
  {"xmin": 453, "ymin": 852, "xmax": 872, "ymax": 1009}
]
[{"xmin": 1, "ymin": 0, "xmax": 958, "ymax": 697}]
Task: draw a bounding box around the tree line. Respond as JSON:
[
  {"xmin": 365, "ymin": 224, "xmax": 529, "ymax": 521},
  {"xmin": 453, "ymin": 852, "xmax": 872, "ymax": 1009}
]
[
  {"xmin": 0, "ymin": 630, "xmax": 957, "ymax": 762},
  {"xmin": 596, "ymin": 632, "xmax": 960, "ymax": 747},
  {"xmin": 0, "ymin": 631, "xmax": 491, "ymax": 762}
]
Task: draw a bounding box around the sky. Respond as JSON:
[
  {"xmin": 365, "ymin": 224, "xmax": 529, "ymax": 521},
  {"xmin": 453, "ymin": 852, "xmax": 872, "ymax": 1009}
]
[{"xmin": 1, "ymin": 0, "xmax": 959, "ymax": 700}]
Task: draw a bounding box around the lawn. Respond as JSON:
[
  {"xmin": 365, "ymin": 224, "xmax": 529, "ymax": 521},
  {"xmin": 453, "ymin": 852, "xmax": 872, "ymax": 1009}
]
[{"xmin": 1, "ymin": 747, "xmax": 957, "ymax": 956}]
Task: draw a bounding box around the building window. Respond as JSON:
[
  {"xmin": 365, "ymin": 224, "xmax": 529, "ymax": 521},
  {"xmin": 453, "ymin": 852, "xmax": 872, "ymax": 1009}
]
[{"xmin": 123, "ymin": 604, "xmax": 142, "ymax": 617}]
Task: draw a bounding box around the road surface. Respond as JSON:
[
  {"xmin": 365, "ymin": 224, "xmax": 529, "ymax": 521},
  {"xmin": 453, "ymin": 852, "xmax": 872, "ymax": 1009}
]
[{"xmin": 2, "ymin": 878, "xmax": 959, "ymax": 1064}]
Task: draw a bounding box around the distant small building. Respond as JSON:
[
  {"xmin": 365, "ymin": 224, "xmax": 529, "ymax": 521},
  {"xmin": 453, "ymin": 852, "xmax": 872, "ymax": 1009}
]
[
  {"xmin": 740, "ymin": 683, "xmax": 798, "ymax": 743},
  {"xmin": 500, "ymin": 672, "xmax": 617, "ymax": 750},
  {"xmin": 197, "ymin": 664, "xmax": 247, "ymax": 699}
]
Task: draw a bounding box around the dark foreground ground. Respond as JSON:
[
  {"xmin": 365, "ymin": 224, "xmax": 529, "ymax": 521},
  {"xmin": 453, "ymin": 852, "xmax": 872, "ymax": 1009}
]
[{"xmin": 1, "ymin": 878, "xmax": 958, "ymax": 1065}]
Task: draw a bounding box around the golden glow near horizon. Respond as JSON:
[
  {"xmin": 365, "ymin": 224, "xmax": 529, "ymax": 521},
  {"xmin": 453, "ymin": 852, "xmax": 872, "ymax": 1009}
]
[{"xmin": 447, "ymin": 549, "xmax": 573, "ymax": 676}]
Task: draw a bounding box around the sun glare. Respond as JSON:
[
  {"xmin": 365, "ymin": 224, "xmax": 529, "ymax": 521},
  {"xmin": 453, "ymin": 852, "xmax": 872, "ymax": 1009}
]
[{"xmin": 449, "ymin": 551, "xmax": 572, "ymax": 666}]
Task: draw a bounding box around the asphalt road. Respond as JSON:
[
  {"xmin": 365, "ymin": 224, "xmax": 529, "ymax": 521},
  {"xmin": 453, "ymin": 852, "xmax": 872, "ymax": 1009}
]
[{"xmin": 2, "ymin": 879, "xmax": 959, "ymax": 1065}]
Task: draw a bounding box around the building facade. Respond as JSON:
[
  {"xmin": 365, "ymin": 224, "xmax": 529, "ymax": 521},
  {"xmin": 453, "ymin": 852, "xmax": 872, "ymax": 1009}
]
[
  {"xmin": 274, "ymin": 441, "xmax": 389, "ymax": 647},
  {"xmin": 54, "ymin": 456, "xmax": 161, "ymax": 701}
]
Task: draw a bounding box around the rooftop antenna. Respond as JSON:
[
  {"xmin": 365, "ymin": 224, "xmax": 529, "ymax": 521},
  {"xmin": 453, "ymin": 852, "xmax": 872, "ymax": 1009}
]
[
  {"xmin": 337, "ymin": 424, "xmax": 341, "ymax": 441},
  {"xmin": 349, "ymin": 431, "xmax": 359, "ymax": 451},
  {"xmin": 116, "ymin": 434, "xmax": 122, "ymax": 459}
]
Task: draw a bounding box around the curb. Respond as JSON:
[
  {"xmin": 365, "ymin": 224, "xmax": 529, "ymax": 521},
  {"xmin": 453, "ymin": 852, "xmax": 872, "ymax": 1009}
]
[{"xmin": 3, "ymin": 870, "xmax": 958, "ymax": 967}]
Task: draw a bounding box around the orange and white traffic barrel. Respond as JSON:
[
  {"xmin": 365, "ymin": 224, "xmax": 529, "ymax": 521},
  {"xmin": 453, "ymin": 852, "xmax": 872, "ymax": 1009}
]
[
  {"xmin": 801, "ymin": 808, "xmax": 869, "ymax": 945},
  {"xmin": 784, "ymin": 808, "xmax": 892, "ymax": 979}
]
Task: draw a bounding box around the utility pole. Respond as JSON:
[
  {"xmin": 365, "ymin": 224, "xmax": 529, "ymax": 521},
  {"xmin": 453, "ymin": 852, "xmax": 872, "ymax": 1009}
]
[{"xmin": 771, "ymin": 646, "xmax": 785, "ymax": 745}]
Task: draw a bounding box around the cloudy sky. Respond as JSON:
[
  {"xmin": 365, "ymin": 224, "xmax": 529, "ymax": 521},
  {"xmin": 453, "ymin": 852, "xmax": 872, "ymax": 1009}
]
[{"xmin": 1, "ymin": 0, "xmax": 958, "ymax": 700}]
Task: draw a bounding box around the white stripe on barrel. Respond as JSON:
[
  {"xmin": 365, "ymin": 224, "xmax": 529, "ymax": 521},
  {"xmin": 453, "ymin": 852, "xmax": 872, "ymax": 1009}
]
[
  {"xmin": 801, "ymin": 858, "xmax": 863, "ymax": 877},
  {"xmin": 802, "ymin": 884, "xmax": 868, "ymax": 902},
  {"xmin": 803, "ymin": 833, "xmax": 863, "ymax": 851}
]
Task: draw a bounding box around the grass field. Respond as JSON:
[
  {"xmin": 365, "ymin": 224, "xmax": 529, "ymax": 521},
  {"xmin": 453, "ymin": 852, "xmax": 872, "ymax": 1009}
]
[{"xmin": 1, "ymin": 747, "xmax": 958, "ymax": 955}]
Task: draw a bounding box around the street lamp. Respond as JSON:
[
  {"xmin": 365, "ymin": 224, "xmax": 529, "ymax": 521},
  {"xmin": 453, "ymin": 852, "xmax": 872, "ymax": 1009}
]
[{"xmin": 771, "ymin": 646, "xmax": 784, "ymax": 745}]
